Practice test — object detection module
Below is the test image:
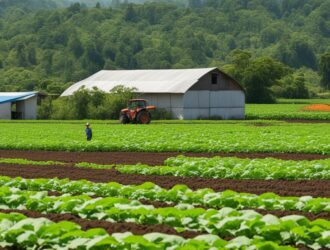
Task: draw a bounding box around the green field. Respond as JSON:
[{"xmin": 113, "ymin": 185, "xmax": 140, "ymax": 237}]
[
  {"xmin": 245, "ymin": 99, "xmax": 330, "ymax": 120},
  {"xmin": 0, "ymin": 121, "xmax": 329, "ymax": 154}
]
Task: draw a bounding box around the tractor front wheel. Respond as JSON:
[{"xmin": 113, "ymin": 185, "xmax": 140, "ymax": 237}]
[
  {"xmin": 120, "ymin": 114, "xmax": 130, "ymax": 124},
  {"xmin": 137, "ymin": 110, "xmax": 151, "ymax": 124}
]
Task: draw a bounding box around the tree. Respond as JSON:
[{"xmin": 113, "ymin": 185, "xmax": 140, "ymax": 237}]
[
  {"xmin": 320, "ymin": 52, "xmax": 330, "ymax": 89},
  {"xmin": 243, "ymin": 57, "xmax": 289, "ymax": 103},
  {"xmin": 111, "ymin": 0, "xmax": 121, "ymax": 8},
  {"xmin": 68, "ymin": 35, "xmax": 84, "ymax": 58},
  {"xmin": 15, "ymin": 42, "xmax": 28, "ymax": 67},
  {"xmin": 70, "ymin": 87, "xmax": 91, "ymax": 119},
  {"xmin": 124, "ymin": 4, "xmax": 137, "ymax": 22},
  {"xmin": 276, "ymin": 72, "xmax": 309, "ymax": 99},
  {"xmin": 188, "ymin": 0, "xmax": 203, "ymax": 9},
  {"xmin": 67, "ymin": 3, "xmax": 81, "ymax": 14},
  {"xmin": 224, "ymin": 49, "xmax": 252, "ymax": 83},
  {"xmin": 27, "ymin": 46, "xmax": 37, "ymax": 65}
]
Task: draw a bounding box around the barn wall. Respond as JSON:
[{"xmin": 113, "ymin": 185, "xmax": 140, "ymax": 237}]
[
  {"xmin": 16, "ymin": 96, "xmax": 37, "ymax": 119},
  {"xmin": 140, "ymin": 93, "xmax": 184, "ymax": 119},
  {"xmin": 189, "ymin": 69, "xmax": 242, "ymax": 91},
  {"xmin": 183, "ymin": 90, "xmax": 245, "ymax": 119},
  {"xmin": 0, "ymin": 103, "xmax": 11, "ymax": 119}
]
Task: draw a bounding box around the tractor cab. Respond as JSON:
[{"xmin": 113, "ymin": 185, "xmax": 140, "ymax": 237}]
[
  {"xmin": 128, "ymin": 99, "xmax": 147, "ymax": 110},
  {"xmin": 120, "ymin": 99, "xmax": 156, "ymax": 124}
]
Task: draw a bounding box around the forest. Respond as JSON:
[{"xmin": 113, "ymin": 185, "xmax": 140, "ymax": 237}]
[{"xmin": 0, "ymin": 0, "xmax": 329, "ymax": 103}]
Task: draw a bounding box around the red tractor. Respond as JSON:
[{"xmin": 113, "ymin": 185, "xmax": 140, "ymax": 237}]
[{"xmin": 120, "ymin": 99, "xmax": 156, "ymax": 124}]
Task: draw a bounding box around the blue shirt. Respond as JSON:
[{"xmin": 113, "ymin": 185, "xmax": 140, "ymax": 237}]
[{"xmin": 85, "ymin": 127, "xmax": 92, "ymax": 139}]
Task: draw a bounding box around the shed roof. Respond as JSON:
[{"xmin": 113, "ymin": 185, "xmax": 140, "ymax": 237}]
[
  {"xmin": 0, "ymin": 92, "xmax": 38, "ymax": 104},
  {"xmin": 61, "ymin": 68, "xmax": 219, "ymax": 96}
]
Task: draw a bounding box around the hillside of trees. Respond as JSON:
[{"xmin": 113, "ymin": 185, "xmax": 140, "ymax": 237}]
[{"xmin": 0, "ymin": 0, "xmax": 329, "ymax": 103}]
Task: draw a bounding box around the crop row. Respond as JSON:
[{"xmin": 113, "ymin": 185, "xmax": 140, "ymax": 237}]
[
  {"xmin": 3, "ymin": 155, "xmax": 329, "ymax": 180},
  {"xmin": 0, "ymin": 122, "xmax": 329, "ymax": 154},
  {"xmin": 76, "ymin": 156, "xmax": 330, "ymax": 180},
  {"xmin": 0, "ymin": 176, "xmax": 329, "ymax": 213},
  {"xmin": 0, "ymin": 212, "xmax": 297, "ymax": 250},
  {"xmin": 0, "ymin": 186, "xmax": 329, "ymax": 248},
  {"xmin": 0, "ymin": 158, "xmax": 64, "ymax": 166}
]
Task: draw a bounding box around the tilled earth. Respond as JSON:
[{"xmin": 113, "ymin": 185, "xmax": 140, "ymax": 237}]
[
  {"xmin": 0, "ymin": 163, "xmax": 329, "ymax": 197},
  {"xmin": 0, "ymin": 150, "xmax": 329, "ymax": 165}
]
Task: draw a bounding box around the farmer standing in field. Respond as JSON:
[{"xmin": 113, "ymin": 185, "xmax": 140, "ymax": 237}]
[{"xmin": 85, "ymin": 122, "xmax": 92, "ymax": 141}]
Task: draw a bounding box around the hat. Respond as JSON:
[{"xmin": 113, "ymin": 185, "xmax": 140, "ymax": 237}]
[{"xmin": 86, "ymin": 122, "xmax": 90, "ymax": 126}]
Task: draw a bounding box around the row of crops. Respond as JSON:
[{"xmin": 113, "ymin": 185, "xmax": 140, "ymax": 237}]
[
  {"xmin": 1, "ymin": 155, "xmax": 329, "ymax": 180},
  {"xmin": 1, "ymin": 212, "xmax": 297, "ymax": 250},
  {"xmin": 0, "ymin": 154, "xmax": 330, "ymax": 249},
  {"xmin": 117, "ymin": 156, "xmax": 330, "ymax": 180},
  {"xmin": 0, "ymin": 186, "xmax": 328, "ymax": 249},
  {"xmin": 0, "ymin": 184, "xmax": 329, "ymax": 249},
  {"xmin": 77, "ymin": 156, "xmax": 330, "ymax": 180},
  {"xmin": 0, "ymin": 122, "xmax": 329, "ymax": 153},
  {"xmin": 1, "ymin": 176, "xmax": 329, "ymax": 213}
]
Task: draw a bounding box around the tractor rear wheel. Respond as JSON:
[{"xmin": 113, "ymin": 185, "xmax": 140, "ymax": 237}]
[
  {"xmin": 120, "ymin": 114, "xmax": 130, "ymax": 124},
  {"xmin": 137, "ymin": 110, "xmax": 151, "ymax": 124}
]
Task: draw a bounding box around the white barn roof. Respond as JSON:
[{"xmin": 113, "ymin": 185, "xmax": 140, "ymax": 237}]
[{"xmin": 61, "ymin": 68, "xmax": 217, "ymax": 96}]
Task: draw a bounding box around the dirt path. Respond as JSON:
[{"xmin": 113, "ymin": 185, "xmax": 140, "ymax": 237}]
[
  {"xmin": 0, "ymin": 150, "xmax": 328, "ymax": 166},
  {"xmin": 1, "ymin": 164, "xmax": 329, "ymax": 197}
]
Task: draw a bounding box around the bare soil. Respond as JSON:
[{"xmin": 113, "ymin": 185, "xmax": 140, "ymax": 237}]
[
  {"xmin": 0, "ymin": 150, "xmax": 328, "ymax": 166},
  {"xmin": 1, "ymin": 163, "xmax": 329, "ymax": 197}
]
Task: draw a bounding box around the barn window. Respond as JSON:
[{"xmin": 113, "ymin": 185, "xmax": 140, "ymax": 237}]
[{"xmin": 211, "ymin": 73, "xmax": 218, "ymax": 84}]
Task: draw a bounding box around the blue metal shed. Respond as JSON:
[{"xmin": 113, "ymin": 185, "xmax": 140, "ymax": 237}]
[{"xmin": 0, "ymin": 92, "xmax": 38, "ymax": 119}]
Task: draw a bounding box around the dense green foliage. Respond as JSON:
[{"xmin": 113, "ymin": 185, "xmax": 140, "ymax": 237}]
[
  {"xmin": 0, "ymin": 212, "xmax": 297, "ymax": 250},
  {"xmin": 320, "ymin": 52, "xmax": 330, "ymax": 89},
  {"xmin": 1, "ymin": 176, "xmax": 328, "ymax": 213},
  {"xmin": 0, "ymin": 186, "xmax": 329, "ymax": 248},
  {"xmin": 0, "ymin": 0, "xmax": 329, "ymax": 101},
  {"xmin": 0, "ymin": 122, "xmax": 329, "ymax": 153},
  {"xmin": 38, "ymin": 86, "xmax": 138, "ymax": 119}
]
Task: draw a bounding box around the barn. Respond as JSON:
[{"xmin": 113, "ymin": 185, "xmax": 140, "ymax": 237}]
[
  {"xmin": 61, "ymin": 68, "xmax": 245, "ymax": 120},
  {"xmin": 0, "ymin": 92, "xmax": 38, "ymax": 120}
]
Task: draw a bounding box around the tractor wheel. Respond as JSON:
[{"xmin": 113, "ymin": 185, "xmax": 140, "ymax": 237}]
[
  {"xmin": 120, "ymin": 114, "xmax": 130, "ymax": 124},
  {"xmin": 137, "ymin": 110, "xmax": 151, "ymax": 124}
]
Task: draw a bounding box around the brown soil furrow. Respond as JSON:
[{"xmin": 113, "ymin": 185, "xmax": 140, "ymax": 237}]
[
  {"xmin": 0, "ymin": 150, "xmax": 328, "ymax": 166},
  {"xmin": 0, "ymin": 164, "xmax": 329, "ymax": 198},
  {"xmin": 0, "ymin": 209, "xmax": 200, "ymax": 238}
]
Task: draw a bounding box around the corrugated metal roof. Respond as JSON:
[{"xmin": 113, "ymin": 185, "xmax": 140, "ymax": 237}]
[
  {"xmin": 0, "ymin": 92, "xmax": 38, "ymax": 104},
  {"xmin": 61, "ymin": 68, "xmax": 217, "ymax": 96}
]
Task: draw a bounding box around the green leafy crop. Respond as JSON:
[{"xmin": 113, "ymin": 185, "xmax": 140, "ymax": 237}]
[
  {"xmin": 0, "ymin": 176, "xmax": 328, "ymax": 213},
  {"xmin": 0, "ymin": 212, "xmax": 297, "ymax": 250},
  {"xmin": 113, "ymin": 156, "xmax": 330, "ymax": 180},
  {"xmin": 0, "ymin": 122, "xmax": 329, "ymax": 154},
  {"xmin": 0, "ymin": 186, "xmax": 328, "ymax": 248}
]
